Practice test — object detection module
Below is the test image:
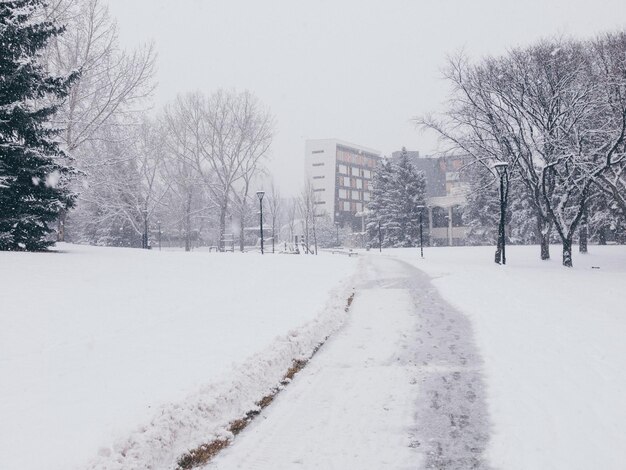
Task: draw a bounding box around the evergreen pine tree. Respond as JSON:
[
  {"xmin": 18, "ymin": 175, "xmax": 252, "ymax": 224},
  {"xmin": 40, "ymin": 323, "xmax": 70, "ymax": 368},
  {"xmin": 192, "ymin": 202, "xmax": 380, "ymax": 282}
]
[
  {"xmin": 385, "ymin": 148, "xmax": 426, "ymax": 247},
  {"xmin": 366, "ymin": 158, "xmax": 393, "ymax": 246},
  {"xmin": 0, "ymin": 0, "xmax": 78, "ymax": 251},
  {"xmin": 366, "ymin": 148, "xmax": 427, "ymax": 248}
]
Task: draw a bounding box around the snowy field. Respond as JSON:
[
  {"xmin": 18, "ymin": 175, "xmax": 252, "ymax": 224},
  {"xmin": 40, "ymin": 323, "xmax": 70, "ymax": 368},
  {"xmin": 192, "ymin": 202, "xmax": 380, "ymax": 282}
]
[
  {"xmin": 389, "ymin": 244, "xmax": 626, "ymax": 470},
  {"xmin": 2, "ymin": 243, "xmax": 624, "ymax": 470},
  {"xmin": 0, "ymin": 244, "xmax": 358, "ymax": 470}
]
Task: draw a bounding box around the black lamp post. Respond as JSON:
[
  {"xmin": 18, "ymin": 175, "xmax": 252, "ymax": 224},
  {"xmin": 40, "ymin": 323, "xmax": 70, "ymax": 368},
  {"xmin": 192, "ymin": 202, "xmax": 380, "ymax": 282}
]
[
  {"xmin": 493, "ymin": 162, "xmax": 509, "ymax": 265},
  {"xmin": 416, "ymin": 205, "xmax": 425, "ymax": 259},
  {"xmin": 256, "ymin": 191, "xmax": 265, "ymax": 254},
  {"xmin": 335, "ymin": 222, "xmax": 340, "ymax": 247}
]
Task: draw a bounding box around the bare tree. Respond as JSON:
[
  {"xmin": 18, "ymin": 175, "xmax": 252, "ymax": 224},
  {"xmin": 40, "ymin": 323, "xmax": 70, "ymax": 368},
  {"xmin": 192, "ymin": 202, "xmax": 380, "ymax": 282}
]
[
  {"xmin": 159, "ymin": 91, "xmax": 273, "ymax": 250},
  {"xmin": 299, "ymin": 180, "xmax": 320, "ymax": 255},
  {"xmin": 71, "ymin": 118, "xmax": 169, "ymax": 247},
  {"xmin": 200, "ymin": 90, "xmax": 274, "ymax": 250},
  {"xmin": 286, "ymin": 197, "xmax": 298, "ymax": 248},
  {"xmin": 419, "ymin": 33, "xmax": 626, "ymax": 267},
  {"xmin": 161, "ymin": 102, "xmax": 206, "ymax": 251},
  {"xmin": 266, "ymin": 180, "xmax": 282, "ymax": 253},
  {"xmin": 594, "ymin": 31, "xmax": 626, "ymax": 218},
  {"xmin": 43, "ymin": 0, "xmax": 156, "ymax": 240},
  {"xmin": 231, "ymin": 170, "xmax": 258, "ymax": 252},
  {"xmin": 46, "ymin": 0, "xmax": 155, "ymax": 151}
]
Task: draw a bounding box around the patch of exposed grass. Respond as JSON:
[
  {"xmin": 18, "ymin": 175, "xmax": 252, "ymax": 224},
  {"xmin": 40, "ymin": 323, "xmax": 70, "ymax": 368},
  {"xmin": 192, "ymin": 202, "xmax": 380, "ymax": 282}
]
[
  {"xmin": 175, "ymin": 290, "xmax": 355, "ymax": 469},
  {"xmin": 177, "ymin": 439, "xmax": 230, "ymax": 470}
]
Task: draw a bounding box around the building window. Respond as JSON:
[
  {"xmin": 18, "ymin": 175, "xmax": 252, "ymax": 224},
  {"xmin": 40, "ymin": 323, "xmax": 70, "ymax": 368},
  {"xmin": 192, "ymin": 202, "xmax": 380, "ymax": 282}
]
[
  {"xmin": 338, "ymin": 164, "xmax": 348, "ymax": 174},
  {"xmin": 356, "ymin": 179, "xmax": 363, "ymax": 189},
  {"xmin": 355, "ymin": 202, "xmax": 363, "ymax": 212},
  {"xmin": 343, "ymin": 176, "xmax": 350, "ymax": 186},
  {"xmin": 313, "ymin": 175, "xmax": 325, "ymax": 179},
  {"xmin": 363, "ymin": 192, "xmax": 371, "ymax": 201},
  {"xmin": 343, "ymin": 201, "xmax": 350, "ymax": 211},
  {"xmin": 312, "ymin": 162, "xmax": 325, "ymax": 167},
  {"xmin": 312, "ymin": 150, "xmax": 324, "ymax": 154},
  {"xmin": 338, "ymin": 189, "xmax": 348, "ymax": 199},
  {"xmin": 352, "ymin": 190, "xmax": 360, "ymax": 200},
  {"xmin": 363, "ymin": 169, "xmax": 371, "ymax": 179}
]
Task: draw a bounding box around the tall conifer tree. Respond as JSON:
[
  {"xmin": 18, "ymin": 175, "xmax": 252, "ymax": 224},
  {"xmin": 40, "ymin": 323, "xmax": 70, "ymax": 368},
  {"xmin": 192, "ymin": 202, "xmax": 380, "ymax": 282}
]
[
  {"xmin": 386, "ymin": 148, "xmax": 426, "ymax": 247},
  {"xmin": 366, "ymin": 148, "xmax": 427, "ymax": 247},
  {"xmin": 0, "ymin": 0, "xmax": 77, "ymax": 250}
]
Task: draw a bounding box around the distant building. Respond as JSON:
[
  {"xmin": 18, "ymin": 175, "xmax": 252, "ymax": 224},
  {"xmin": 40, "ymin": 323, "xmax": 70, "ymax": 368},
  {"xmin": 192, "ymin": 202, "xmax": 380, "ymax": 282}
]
[
  {"xmin": 391, "ymin": 150, "xmax": 471, "ymax": 246},
  {"xmin": 305, "ymin": 139, "xmax": 381, "ymax": 230}
]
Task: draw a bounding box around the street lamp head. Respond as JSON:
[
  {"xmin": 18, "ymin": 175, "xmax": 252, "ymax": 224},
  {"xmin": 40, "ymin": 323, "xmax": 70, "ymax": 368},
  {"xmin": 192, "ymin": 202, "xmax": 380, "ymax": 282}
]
[
  {"xmin": 416, "ymin": 204, "xmax": 426, "ymax": 210},
  {"xmin": 493, "ymin": 161, "xmax": 509, "ymax": 177},
  {"xmin": 256, "ymin": 190, "xmax": 265, "ymax": 201}
]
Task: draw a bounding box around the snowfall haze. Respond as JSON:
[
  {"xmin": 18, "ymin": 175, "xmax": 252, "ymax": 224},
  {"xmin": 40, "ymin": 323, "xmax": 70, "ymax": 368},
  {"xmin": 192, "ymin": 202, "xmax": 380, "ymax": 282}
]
[{"xmin": 105, "ymin": 0, "xmax": 626, "ymax": 195}]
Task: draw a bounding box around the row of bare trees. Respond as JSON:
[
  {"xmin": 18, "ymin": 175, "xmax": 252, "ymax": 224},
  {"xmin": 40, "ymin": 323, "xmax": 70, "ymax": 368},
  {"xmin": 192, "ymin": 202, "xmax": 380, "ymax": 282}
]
[
  {"xmin": 40, "ymin": 0, "xmax": 276, "ymax": 250},
  {"xmin": 66, "ymin": 90, "xmax": 274, "ymax": 250},
  {"xmin": 42, "ymin": 0, "xmax": 156, "ymax": 240},
  {"xmin": 420, "ymin": 31, "xmax": 626, "ymax": 267}
]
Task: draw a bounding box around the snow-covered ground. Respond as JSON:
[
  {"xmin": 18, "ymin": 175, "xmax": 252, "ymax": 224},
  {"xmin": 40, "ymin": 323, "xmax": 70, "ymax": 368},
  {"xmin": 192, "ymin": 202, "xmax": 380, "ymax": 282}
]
[
  {"xmin": 0, "ymin": 244, "xmax": 358, "ymax": 470},
  {"xmin": 388, "ymin": 244, "xmax": 626, "ymax": 470},
  {"xmin": 3, "ymin": 243, "xmax": 624, "ymax": 470},
  {"xmin": 208, "ymin": 256, "xmax": 423, "ymax": 470}
]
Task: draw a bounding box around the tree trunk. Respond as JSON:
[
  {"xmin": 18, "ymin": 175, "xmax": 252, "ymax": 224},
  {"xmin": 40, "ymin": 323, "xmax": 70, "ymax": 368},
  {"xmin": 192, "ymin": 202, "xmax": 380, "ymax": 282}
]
[
  {"xmin": 579, "ymin": 214, "xmax": 588, "ymax": 254},
  {"xmin": 184, "ymin": 193, "xmax": 192, "ymax": 252},
  {"xmin": 57, "ymin": 210, "xmax": 67, "ymax": 242},
  {"xmin": 562, "ymin": 238, "xmax": 573, "ymax": 267},
  {"xmin": 142, "ymin": 215, "xmax": 149, "ymax": 249},
  {"xmin": 239, "ymin": 221, "xmax": 245, "ymax": 252},
  {"xmin": 494, "ymin": 220, "xmax": 503, "ymax": 264},
  {"xmin": 540, "ymin": 234, "xmax": 550, "ymax": 260},
  {"xmin": 494, "ymin": 240, "xmax": 502, "ymax": 264},
  {"xmin": 218, "ymin": 196, "xmax": 229, "ymax": 252},
  {"xmin": 598, "ymin": 227, "xmax": 607, "ymax": 245},
  {"xmin": 537, "ymin": 216, "xmax": 551, "ymax": 260}
]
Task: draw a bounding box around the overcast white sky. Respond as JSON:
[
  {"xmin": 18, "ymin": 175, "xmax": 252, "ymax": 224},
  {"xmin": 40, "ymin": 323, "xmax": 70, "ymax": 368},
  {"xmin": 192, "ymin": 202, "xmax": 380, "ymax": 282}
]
[{"xmin": 106, "ymin": 0, "xmax": 625, "ymax": 195}]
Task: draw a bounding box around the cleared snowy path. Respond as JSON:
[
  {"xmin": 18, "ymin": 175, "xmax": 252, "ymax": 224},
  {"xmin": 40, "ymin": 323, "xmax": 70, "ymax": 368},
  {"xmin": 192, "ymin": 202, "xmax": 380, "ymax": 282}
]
[{"xmin": 208, "ymin": 255, "xmax": 491, "ymax": 470}]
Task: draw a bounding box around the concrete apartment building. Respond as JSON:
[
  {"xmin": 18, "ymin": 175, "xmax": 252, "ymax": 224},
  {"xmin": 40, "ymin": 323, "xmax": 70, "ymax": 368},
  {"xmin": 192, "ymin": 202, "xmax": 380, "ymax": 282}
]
[
  {"xmin": 391, "ymin": 150, "xmax": 471, "ymax": 246},
  {"xmin": 304, "ymin": 140, "xmax": 469, "ymax": 245},
  {"xmin": 305, "ymin": 139, "xmax": 381, "ymax": 230}
]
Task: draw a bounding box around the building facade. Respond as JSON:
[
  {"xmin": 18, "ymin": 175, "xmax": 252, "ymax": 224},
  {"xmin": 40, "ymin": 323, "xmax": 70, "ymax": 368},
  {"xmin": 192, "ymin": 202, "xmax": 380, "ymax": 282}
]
[{"xmin": 305, "ymin": 139, "xmax": 381, "ymax": 230}]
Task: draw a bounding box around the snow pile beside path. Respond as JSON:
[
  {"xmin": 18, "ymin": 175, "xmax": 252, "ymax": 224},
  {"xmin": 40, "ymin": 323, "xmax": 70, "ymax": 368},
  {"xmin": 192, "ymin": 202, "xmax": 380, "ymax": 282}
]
[
  {"xmin": 388, "ymin": 244, "xmax": 626, "ymax": 470},
  {"xmin": 0, "ymin": 244, "xmax": 358, "ymax": 470},
  {"xmin": 87, "ymin": 272, "xmax": 356, "ymax": 470}
]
